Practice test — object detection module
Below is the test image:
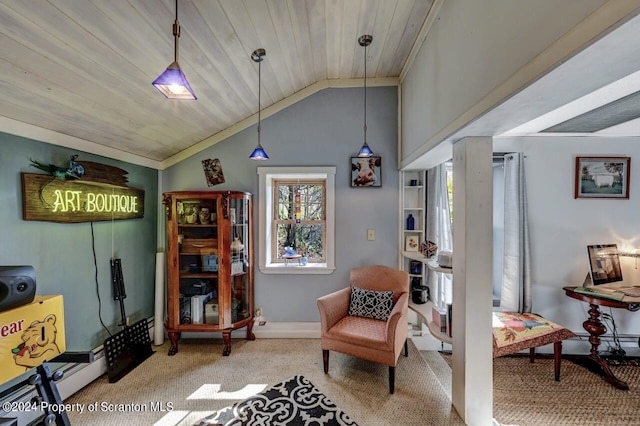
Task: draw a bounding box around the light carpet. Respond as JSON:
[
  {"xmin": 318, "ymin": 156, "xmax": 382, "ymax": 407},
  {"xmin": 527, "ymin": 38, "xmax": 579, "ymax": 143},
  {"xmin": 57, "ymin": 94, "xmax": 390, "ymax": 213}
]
[{"xmin": 67, "ymin": 338, "xmax": 464, "ymax": 425}]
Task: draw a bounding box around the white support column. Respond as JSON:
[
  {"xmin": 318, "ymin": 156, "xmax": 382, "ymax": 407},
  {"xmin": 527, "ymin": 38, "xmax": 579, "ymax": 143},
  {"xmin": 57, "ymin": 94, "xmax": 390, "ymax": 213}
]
[{"xmin": 451, "ymin": 137, "xmax": 493, "ymax": 425}]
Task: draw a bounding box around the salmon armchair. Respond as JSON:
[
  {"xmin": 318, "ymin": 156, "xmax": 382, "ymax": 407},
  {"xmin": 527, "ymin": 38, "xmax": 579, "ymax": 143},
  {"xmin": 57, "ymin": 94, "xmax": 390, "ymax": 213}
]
[{"xmin": 317, "ymin": 265, "xmax": 410, "ymax": 394}]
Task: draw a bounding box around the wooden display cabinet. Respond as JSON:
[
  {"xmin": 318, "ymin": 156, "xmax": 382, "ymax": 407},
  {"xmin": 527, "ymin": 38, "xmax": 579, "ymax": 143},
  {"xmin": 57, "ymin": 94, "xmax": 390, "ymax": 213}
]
[{"xmin": 162, "ymin": 190, "xmax": 254, "ymax": 356}]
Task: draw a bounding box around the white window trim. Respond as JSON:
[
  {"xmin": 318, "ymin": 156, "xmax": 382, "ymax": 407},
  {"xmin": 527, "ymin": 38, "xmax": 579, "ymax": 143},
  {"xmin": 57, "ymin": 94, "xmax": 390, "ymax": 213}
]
[{"xmin": 257, "ymin": 166, "xmax": 336, "ymax": 275}]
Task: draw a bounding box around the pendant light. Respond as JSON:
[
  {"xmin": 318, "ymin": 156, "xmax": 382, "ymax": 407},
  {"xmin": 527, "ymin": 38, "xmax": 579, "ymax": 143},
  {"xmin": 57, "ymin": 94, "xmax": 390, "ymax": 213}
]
[
  {"xmin": 249, "ymin": 48, "xmax": 269, "ymax": 160},
  {"xmin": 152, "ymin": 0, "xmax": 197, "ymax": 100},
  {"xmin": 357, "ymin": 34, "xmax": 374, "ymax": 157}
]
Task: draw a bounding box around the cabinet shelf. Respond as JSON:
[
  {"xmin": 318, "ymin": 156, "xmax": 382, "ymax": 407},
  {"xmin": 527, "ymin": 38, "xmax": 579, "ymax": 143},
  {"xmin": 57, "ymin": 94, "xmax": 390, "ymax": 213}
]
[
  {"xmin": 179, "ymin": 273, "xmax": 219, "ymax": 279},
  {"xmin": 179, "ymin": 223, "xmax": 217, "ymax": 228}
]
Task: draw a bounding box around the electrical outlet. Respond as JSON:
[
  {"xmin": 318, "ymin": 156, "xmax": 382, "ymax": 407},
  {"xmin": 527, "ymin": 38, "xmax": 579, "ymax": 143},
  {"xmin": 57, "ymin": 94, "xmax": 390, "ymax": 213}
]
[
  {"xmin": 255, "ymin": 308, "xmax": 263, "ymax": 318},
  {"xmin": 367, "ymin": 229, "xmax": 375, "ymax": 241}
]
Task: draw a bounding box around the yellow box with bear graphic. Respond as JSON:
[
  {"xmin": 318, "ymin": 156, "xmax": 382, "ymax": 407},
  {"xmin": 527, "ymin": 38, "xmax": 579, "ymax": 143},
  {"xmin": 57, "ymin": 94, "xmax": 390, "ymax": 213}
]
[{"xmin": 0, "ymin": 295, "xmax": 65, "ymax": 384}]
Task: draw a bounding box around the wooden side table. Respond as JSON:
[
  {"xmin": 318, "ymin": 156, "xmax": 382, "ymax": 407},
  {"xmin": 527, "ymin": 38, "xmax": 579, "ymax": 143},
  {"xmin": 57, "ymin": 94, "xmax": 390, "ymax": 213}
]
[{"xmin": 563, "ymin": 286, "xmax": 640, "ymax": 390}]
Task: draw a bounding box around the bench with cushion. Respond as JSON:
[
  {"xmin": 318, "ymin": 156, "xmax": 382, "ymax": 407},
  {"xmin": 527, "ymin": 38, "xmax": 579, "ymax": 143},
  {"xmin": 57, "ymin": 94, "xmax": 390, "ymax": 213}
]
[{"xmin": 492, "ymin": 311, "xmax": 576, "ymax": 381}]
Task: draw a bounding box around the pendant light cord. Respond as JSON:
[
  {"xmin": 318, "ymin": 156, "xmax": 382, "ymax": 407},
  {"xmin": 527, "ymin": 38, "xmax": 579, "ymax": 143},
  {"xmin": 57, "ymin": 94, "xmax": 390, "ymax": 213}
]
[
  {"xmin": 363, "ymin": 41, "xmax": 367, "ymax": 144},
  {"xmin": 173, "ymin": 0, "xmax": 180, "ymax": 63},
  {"xmin": 258, "ymin": 56, "xmax": 261, "ymax": 146}
]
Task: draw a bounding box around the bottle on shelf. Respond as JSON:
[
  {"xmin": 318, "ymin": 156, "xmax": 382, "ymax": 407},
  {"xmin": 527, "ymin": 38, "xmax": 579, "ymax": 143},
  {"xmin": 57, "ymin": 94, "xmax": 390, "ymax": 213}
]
[{"xmin": 406, "ymin": 214, "xmax": 415, "ymax": 230}]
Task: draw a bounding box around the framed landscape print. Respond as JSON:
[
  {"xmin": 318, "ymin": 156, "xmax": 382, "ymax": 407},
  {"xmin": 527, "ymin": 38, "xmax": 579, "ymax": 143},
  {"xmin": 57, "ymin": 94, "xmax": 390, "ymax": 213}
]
[
  {"xmin": 575, "ymin": 156, "xmax": 630, "ymax": 199},
  {"xmin": 351, "ymin": 156, "xmax": 382, "ymax": 187}
]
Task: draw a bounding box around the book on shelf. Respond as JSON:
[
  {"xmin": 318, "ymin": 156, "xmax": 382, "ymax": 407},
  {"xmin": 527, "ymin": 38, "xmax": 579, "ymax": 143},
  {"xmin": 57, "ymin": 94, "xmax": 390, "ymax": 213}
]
[{"xmin": 446, "ymin": 303, "xmax": 453, "ymax": 337}]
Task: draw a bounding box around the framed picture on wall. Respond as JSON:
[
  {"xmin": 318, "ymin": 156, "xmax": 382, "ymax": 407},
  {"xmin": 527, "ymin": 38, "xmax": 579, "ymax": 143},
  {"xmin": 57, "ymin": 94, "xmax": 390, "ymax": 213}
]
[
  {"xmin": 575, "ymin": 156, "xmax": 630, "ymax": 199},
  {"xmin": 405, "ymin": 235, "xmax": 419, "ymax": 252},
  {"xmin": 351, "ymin": 156, "xmax": 382, "ymax": 187}
]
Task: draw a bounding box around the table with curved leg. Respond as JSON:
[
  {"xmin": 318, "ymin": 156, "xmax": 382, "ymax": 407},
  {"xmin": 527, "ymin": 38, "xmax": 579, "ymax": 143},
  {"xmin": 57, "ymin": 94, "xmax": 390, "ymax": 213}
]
[{"xmin": 564, "ymin": 286, "xmax": 640, "ymax": 390}]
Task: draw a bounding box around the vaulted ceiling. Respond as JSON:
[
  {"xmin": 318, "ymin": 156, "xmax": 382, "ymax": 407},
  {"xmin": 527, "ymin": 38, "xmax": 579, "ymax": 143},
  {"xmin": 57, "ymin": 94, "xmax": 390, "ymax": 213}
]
[{"xmin": 1, "ymin": 0, "xmax": 434, "ymax": 168}]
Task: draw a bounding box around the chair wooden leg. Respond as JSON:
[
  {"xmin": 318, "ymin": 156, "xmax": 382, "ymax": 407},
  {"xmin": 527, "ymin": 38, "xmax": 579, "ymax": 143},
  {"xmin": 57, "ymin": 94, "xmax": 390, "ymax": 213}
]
[
  {"xmin": 404, "ymin": 339, "xmax": 408, "ymax": 357},
  {"xmin": 389, "ymin": 366, "xmax": 395, "ymax": 394},
  {"xmin": 529, "ymin": 347, "xmax": 535, "ymax": 363},
  {"xmin": 553, "ymin": 341, "xmax": 562, "ymax": 381},
  {"xmin": 323, "ymin": 350, "xmax": 329, "ymax": 374}
]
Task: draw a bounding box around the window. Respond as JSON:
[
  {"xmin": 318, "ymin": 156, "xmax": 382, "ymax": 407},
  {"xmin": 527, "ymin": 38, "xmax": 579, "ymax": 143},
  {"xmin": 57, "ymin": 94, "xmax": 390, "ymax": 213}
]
[
  {"xmin": 273, "ymin": 180, "xmax": 326, "ymax": 263},
  {"xmin": 257, "ymin": 167, "xmax": 335, "ymax": 274}
]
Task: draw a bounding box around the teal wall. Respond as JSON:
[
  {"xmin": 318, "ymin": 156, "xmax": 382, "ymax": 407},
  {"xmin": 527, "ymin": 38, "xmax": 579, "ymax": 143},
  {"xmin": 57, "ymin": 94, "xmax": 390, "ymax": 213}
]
[{"xmin": 0, "ymin": 132, "xmax": 158, "ymax": 353}]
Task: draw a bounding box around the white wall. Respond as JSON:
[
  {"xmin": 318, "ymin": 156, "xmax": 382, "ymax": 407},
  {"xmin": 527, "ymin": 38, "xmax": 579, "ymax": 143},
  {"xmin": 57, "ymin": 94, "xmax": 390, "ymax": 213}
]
[
  {"xmin": 401, "ymin": 0, "xmax": 606, "ymax": 165},
  {"xmin": 494, "ymin": 136, "xmax": 640, "ymax": 338}
]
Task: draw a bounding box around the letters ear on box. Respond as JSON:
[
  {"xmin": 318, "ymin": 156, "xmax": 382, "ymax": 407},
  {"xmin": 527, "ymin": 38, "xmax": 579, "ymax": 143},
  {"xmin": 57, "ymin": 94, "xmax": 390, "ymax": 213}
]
[{"xmin": 0, "ymin": 295, "xmax": 65, "ymax": 383}]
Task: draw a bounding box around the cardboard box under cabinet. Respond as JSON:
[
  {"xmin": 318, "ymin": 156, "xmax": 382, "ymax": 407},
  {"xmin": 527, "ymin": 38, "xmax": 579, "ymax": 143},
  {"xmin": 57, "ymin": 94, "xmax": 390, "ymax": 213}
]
[
  {"xmin": 205, "ymin": 301, "xmax": 219, "ymax": 325},
  {"xmin": 0, "ymin": 295, "xmax": 65, "ymax": 383}
]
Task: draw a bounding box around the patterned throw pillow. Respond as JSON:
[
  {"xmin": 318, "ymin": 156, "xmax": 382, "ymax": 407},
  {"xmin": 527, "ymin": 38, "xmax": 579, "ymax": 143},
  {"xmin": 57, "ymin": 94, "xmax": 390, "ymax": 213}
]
[{"xmin": 348, "ymin": 286, "xmax": 395, "ymax": 321}]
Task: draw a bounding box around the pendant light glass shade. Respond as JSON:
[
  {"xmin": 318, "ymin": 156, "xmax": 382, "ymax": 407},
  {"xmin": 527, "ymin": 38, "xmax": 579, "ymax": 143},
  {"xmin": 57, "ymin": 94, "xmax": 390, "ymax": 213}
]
[
  {"xmin": 249, "ymin": 145, "xmax": 269, "ymax": 160},
  {"xmin": 357, "ymin": 34, "xmax": 373, "ymax": 157},
  {"xmin": 152, "ymin": 0, "xmax": 196, "ymax": 100},
  {"xmin": 249, "ymin": 48, "xmax": 269, "ymax": 160},
  {"xmin": 357, "ymin": 142, "xmax": 374, "ymax": 157}
]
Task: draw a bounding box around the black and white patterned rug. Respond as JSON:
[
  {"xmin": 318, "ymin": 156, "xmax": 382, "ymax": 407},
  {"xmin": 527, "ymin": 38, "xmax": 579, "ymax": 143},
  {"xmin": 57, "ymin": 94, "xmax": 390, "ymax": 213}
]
[{"xmin": 195, "ymin": 375, "xmax": 358, "ymax": 426}]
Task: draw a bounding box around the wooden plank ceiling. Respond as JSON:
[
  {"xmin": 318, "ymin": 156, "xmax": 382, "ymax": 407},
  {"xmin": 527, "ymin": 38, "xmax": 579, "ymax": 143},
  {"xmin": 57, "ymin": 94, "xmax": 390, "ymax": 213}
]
[{"xmin": 0, "ymin": 0, "xmax": 434, "ymax": 166}]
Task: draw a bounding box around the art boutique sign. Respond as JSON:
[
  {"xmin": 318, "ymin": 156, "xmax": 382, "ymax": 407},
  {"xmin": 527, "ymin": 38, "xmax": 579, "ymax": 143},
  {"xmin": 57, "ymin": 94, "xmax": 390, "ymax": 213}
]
[{"xmin": 21, "ymin": 173, "xmax": 145, "ymax": 223}]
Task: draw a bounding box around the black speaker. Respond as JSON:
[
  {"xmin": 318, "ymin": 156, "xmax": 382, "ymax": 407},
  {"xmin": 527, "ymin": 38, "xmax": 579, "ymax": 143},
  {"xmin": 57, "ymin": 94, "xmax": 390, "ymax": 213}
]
[{"xmin": 0, "ymin": 266, "xmax": 36, "ymax": 312}]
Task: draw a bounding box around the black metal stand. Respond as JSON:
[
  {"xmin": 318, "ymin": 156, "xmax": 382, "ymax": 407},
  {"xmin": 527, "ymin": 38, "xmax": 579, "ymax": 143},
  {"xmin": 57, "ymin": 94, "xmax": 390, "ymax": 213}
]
[{"xmin": 29, "ymin": 363, "xmax": 70, "ymax": 426}]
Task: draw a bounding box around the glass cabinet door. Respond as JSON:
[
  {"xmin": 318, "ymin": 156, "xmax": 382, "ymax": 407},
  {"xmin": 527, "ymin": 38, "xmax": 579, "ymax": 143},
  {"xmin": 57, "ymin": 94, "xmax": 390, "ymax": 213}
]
[
  {"xmin": 229, "ymin": 196, "xmax": 251, "ymax": 324},
  {"xmin": 176, "ymin": 197, "xmax": 219, "ymax": 327}
]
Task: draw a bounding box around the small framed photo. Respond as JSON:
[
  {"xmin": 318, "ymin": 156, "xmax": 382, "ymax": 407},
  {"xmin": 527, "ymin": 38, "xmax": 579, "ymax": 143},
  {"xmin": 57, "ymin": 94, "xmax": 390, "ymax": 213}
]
[
  {"xmin": 575, "ymin": 156, "xmax": 630, "ymax": 199},
  {"xmin": 405, "ymin": 235, "xmax": 419, "ymax": 252},
  {"xmin": 351, "ymin": 156, "xmax": 382, "ymax": 187}
]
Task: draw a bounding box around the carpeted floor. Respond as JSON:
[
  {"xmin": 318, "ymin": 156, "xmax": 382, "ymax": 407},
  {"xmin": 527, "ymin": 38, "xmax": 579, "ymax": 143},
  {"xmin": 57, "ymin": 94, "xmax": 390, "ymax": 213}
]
[
  {"xmin": 66, "ymin": 338, "xmax": 464, "ymax": 425},
  {"xmin": 427, "ymin": 351, "xmax": 640, "ymax": 426}
]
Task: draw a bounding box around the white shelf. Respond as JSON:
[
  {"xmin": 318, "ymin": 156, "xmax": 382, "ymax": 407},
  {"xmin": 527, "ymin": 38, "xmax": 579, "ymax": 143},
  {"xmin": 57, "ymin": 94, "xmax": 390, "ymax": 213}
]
[
  {"xmin": 403, "ymin": 207, "xmax": 424, "ymax": 211},
  {"xmin": 426, "ymin": 259, "xmax": 453, "ymax": 274},
  {"xmin": 403, "ymin": 185, "xmax": 424, "ymax": 189},
  {"xmin": 409, "ymin": 300, "xmax": 452, "ymax": 344},
  {"xmin": 403, "ymin": 229, "xmax": 423, "ymax": 233},
  {"xmin": 402, "ymin": 251, "xmax": 428, "ymax": 262}
]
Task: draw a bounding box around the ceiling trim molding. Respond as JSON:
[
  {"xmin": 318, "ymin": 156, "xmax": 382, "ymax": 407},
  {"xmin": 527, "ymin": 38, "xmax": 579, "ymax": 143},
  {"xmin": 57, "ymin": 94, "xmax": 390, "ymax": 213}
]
[
  {"xmin": 400, "ymin": 0, "xmax": 445, "ymax": 83},
  {"xmin": 0, "ymin": 116, "xmax": 161, "ymax": 169},
  {"xmin": 400, "ymin": 0, "xmax": 640, "ymax": 171},
  {"xmin": 160, "ymin": 77, "xmax": 399, "ymax": 169}
]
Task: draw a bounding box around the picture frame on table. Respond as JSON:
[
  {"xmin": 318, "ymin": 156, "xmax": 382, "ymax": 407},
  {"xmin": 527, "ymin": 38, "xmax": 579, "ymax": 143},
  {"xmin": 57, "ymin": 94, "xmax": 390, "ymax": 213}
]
[
  {"xmin": 405, "ymin": 235, "xmax": 419, "ymax": 252},
  {"xmin": 575, "ymin": 156, "xmax": 630, "ymax": 199},
  {"xmin": 351, "ymin": 156, "xmax": 382, "ymax": 187}
]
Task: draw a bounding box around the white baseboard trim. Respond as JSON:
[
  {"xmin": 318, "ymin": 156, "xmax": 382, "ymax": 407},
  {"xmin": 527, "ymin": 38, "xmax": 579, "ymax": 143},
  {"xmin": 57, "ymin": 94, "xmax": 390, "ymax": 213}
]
[
  {"xmin": 253, "ymin": 321, "xmax": 320, "ymax": 339},
  {"xmin": 180, "ymin": 321, "xmax": 321, "ymax": 340}
]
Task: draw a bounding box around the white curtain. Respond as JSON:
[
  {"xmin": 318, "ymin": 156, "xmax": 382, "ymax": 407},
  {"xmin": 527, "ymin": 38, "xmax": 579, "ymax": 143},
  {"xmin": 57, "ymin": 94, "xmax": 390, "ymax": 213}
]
[
  {"xmin": 500, "ymin": 153, "xmax": 531, "ymax": 312},
  {"xmin": 426, "ymin": 163, "xmax": 453, "ymax": 305}
]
